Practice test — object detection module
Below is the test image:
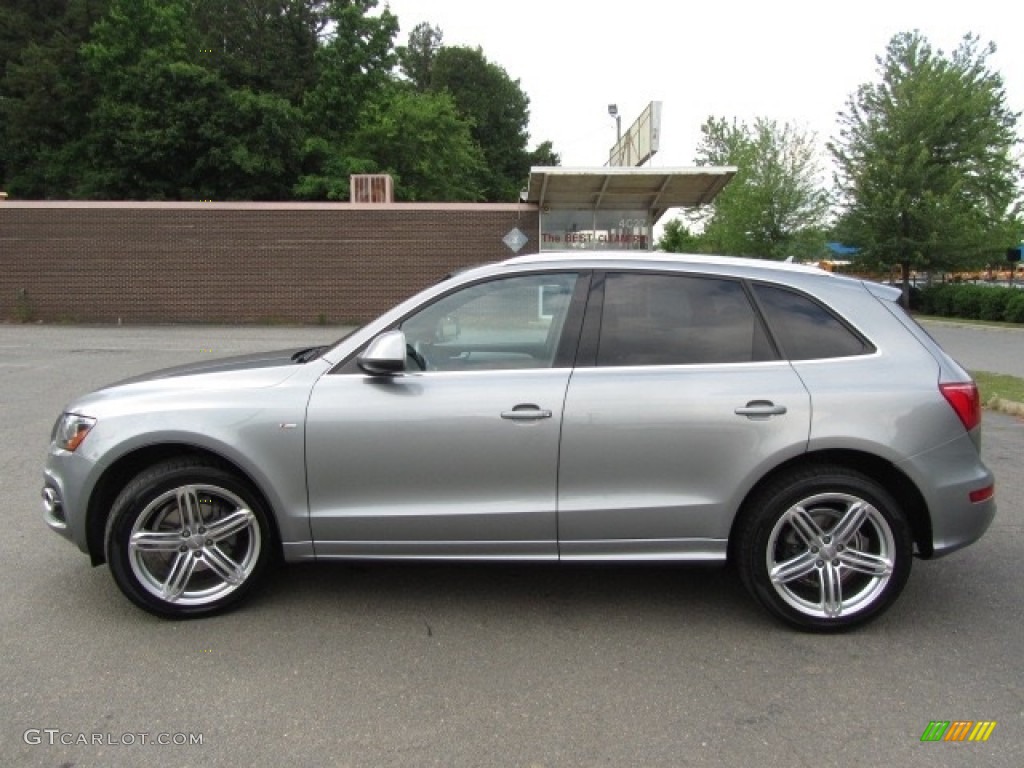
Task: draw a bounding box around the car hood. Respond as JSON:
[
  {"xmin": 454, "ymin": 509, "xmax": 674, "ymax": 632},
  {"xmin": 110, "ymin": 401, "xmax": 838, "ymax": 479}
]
[
  {"xmin": 58, "ymin": 347, "xmax": 331, "ymax": 440},
  {"xmin": 104, "ymin": 347, "xmax": 315, "ymax": 388},
  {"xmin": 60, "ymin": 348, "xmax": 329, "ymax": 416}
]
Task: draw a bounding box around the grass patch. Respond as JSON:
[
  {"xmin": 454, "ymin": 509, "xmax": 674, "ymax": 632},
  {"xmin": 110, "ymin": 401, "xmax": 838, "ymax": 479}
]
[{"xmin": 972, "ymin": 370, "xmax": 1024, "ymax": 407}]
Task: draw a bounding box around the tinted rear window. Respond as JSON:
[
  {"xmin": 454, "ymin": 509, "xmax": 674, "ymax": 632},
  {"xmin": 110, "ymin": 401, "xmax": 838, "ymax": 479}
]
[
  {"xmin": 597, "ymin": 273, "xmax": 774, "ymax": 366},
  {"xmin": 753, "ymin": 283, "xmax": 872, "ymax": 360}
]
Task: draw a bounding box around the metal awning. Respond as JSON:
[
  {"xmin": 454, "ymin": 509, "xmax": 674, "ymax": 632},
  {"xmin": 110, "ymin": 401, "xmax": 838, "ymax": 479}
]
[{"xmin": 523, "ymin": 166, "xmax": 737, "ymax": 222}]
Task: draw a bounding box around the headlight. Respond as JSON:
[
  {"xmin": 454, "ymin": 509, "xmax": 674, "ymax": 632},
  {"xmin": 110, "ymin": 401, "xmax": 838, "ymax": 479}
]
[{"xmin": 53, "ymin": 413, "xmax": 96, "ymax": 452}]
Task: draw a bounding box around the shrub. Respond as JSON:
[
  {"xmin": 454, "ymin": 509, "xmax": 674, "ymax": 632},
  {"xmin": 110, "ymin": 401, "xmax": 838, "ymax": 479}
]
[
  {"xmin": 1004, "ymin": 291, "xmax": 1024, "ymax": 323},
  {"xmin": 950, "ymin": 285, "xmax": 988, "ymax": 320},
  {"xmin": 916, "ymin": 283, "xmax": 1024, "ymax": 322},
  {"xmin": 921, "ymin": 284, "xmax": 958, "ymax": 316},
  {"xmin": 904, "ymin": 285, "xmax": 923, "ymax": 311},
  {"xmin": 978, "ymin": 288, "xmax": 1014, "ymax": 321}
]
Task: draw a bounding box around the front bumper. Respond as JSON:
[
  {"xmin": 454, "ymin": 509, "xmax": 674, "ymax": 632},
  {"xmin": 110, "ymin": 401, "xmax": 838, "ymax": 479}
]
[{"xmin": 42, "ymin": 447, "xmax": 95, "ymax": 556}]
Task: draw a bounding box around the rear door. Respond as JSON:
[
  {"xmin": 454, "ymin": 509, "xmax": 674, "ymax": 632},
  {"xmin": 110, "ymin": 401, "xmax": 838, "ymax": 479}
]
[{"xmin": 557, "ymin": 271, "xmax": 812, "ymax": 559}]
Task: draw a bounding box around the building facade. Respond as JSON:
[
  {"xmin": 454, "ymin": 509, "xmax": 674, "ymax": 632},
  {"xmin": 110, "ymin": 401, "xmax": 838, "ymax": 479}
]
[
  {"xmin": 1, "ymin": 202, "xmax": 539, "ymax": 324},
  {"xmin": 0, "ymin": 167, "xmax": 733, "ymax": 324}
]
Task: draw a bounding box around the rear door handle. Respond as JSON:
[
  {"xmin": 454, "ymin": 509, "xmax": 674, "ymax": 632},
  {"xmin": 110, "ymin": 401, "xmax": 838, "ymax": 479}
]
[
  {"xmin": 501, "ymin": 404, "xmax": 553, "ymax": 421},
  {"xmin": 734, "ymin": 400, "xmax": 787, "ymax": 419}
]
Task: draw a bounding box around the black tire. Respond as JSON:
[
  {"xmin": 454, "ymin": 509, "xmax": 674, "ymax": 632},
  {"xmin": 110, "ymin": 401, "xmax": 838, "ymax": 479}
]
[
  {"xmin": 734, "ymin": 465, "xmax": 912, "ymax": 631},
  {"xmin": 104, "ymin": 457, "xmax": 273, "ymax": 619}
]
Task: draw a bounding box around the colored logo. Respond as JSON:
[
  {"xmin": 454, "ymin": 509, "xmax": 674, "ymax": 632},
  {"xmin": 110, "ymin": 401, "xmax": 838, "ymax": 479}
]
[{"xmin": 921, "ymin": 721, "xmax": 997, "ymax": 742}]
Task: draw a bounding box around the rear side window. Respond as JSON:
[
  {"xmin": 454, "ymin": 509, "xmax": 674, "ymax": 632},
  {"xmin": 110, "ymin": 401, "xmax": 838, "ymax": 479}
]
[
  {"xmin": 752, "ymin": 283, "xmax": 872, "ymax": 360},
  {"xmin": 597, "ymin": 273, "xmax": 773, "ymax": 366}
]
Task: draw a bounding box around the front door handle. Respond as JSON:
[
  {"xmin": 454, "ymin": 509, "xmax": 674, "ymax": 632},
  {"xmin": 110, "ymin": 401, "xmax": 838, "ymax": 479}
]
[
  {"xmin": 501, "ymin": 404, "xmax": 553, "ymax": 421},
  {"xmin": 734, "ymin": 400, "xmax": 787, "ymax": 419}
]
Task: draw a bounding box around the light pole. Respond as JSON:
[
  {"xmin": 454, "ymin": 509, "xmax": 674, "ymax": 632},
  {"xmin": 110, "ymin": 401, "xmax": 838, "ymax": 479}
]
[{"xmin": 608, "ymin": 104, "xmax": 621, "ymax": 165}]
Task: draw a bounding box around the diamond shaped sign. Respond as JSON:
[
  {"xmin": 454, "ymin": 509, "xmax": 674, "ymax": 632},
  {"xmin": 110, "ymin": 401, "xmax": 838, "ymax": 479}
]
[{"xmin": 503, "ymin": 227, "xmax": 528, "ymax": 253}]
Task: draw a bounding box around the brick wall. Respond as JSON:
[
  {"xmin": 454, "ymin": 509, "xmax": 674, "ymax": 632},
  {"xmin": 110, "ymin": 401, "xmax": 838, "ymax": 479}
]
[{"xmin": 0, "ymin": 202, "xmax": 540, "ymax": 324}]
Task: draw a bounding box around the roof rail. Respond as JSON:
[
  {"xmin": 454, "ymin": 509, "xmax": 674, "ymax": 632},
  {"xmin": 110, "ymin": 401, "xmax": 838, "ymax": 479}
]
[{"xmin": 502, "ymin": 250, "xmax": 827, "ymax": 275}]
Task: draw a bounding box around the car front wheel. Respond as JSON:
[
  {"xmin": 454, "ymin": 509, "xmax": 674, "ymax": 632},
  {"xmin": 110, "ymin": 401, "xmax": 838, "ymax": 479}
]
[
  {"xmin": 105, "ymin": 458, "xmax": 273, "ymax": 618},
  {"xmin": 735, "ymin": 465, "xmax": 913, "ymax": 631}
]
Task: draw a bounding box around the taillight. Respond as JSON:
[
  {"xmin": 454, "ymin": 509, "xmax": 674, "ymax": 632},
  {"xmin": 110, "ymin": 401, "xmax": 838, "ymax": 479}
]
[
  {"xmin": 969, "ymin": 484, "xmax": 994, "ymax": 503},
  {"xmin": 940, "ymin": 381, "xmax": 981, "ymax": 432}
]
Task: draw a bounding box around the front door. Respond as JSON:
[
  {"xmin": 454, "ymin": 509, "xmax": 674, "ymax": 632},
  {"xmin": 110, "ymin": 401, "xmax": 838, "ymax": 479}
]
[{"xmin": 306, "ymin": 272, "xmax": 583, "ymax": 560}]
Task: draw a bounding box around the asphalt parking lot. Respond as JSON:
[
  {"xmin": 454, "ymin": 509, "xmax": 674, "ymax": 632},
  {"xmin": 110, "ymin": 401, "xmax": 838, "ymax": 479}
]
[
  {"xmin": 921, "ymin": 318, "xmax": 1024, "ymax": 378},
  {"xmin": 1, "ymin": 323, "xmax": 1021, "ymax": 768}
]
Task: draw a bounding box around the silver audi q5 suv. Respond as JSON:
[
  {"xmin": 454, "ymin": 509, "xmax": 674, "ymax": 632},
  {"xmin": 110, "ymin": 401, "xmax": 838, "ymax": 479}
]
[{"xmin": 42, "ymin": 252, "xmax": 996, "ymax": 630}]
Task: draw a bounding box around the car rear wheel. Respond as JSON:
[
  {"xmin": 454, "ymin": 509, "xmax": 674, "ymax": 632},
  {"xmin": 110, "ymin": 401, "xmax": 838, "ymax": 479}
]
[
  {"xmin": 735, "ymin": 465, "xmax": 912, "ymax": 631},
  {"xmin": 105, "ymin": 458, "xmax": 273, "ymax": 618}
]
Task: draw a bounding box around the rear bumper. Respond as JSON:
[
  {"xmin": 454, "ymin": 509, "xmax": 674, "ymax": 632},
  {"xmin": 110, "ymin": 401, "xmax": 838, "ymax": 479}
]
[
  {"xmin": 899, "ymin": 433, "xmax": 996, "ymax": 558},
  {"xmin": 929, "ymin": 493, "xmax": 996, "ymax": 558}
]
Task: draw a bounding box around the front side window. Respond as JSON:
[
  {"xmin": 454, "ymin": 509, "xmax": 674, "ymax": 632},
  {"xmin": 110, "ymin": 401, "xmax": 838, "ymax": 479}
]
[
  {"xmin": 597, "ymin": 273, "xmax": 773, "ymax": 366},
  {"xmin": 400, "ymin": 273, "xmax": 578, "ymax": 371}
]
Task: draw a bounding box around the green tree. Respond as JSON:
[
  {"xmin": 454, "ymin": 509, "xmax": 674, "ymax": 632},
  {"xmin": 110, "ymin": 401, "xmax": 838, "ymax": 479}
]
[
  {"xmin": 76, "ymin": 0, "xmax": 203, "ymax": 197},
  {"xmin": 656, "ymin": 217, "xmax": 707, "ymax": 253},
  {"xmin": 2, "ymin": 1, "xmax": 558, "ymax": 202},
  {"xmin": 688, "ymin": 116, "xmax": 829, "ymax": 260},
  {"xmin": 192, "ymin": 0, "xmax": 329, "ymax": 104},
  {"xmin": 294, "ymin": 85, "xmax": 486, "ymax": 201},
  {"xmin": 346, "ymin": 88, "xmax": 486, "ymax": 201},
  {"xmin": 78, "ymin": 0, "xmax": 303, "ymax": 199},
  {"xmin": 429, "ymin": 45, "xmax": 533, "ymax": 201},
  {"xmin": 830, "ymin": 31, "xmax": 1021, "ymax": 302},
  {"xmin": 301, "ymin": 0, "xmax": 398, "ymax": 139},
  {"xmin": 397, "ymin": 21, "xmax": 442, "ymax": 92},
  {"xmin": 527, "ymin": 140, "xmax": 560, "ymax": 168},
  {"xmin": 1, "ymin": 0, "xmax": 109, "ymax": 195},
  {"xmin": 0, "ymin": 0, "xmax": 76, "ymax": 82},
  {"xmin": 217, "ymin": 88, "xmax": 306, "ymax": 199},
  {"xmin": 296, "ymin": 0, "xmax": 399, "ymax": 196}
]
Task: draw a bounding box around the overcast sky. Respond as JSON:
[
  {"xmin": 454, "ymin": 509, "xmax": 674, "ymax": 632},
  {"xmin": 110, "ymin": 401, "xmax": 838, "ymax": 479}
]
[{"xmin": 382, "ymin": 0, "xmax": 1024, "ymax": 171}]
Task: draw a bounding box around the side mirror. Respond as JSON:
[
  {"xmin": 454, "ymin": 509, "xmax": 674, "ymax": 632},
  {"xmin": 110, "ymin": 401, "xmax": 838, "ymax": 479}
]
[{"xmin": 357, "ymin": 330, "xmax": 407, "ymax": 375}]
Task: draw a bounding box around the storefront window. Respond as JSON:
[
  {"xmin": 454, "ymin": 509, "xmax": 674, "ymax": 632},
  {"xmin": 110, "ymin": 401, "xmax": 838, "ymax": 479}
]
[{"xmin": 540, "ymin": 209, "xmax": 651, "ymax": 251}]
